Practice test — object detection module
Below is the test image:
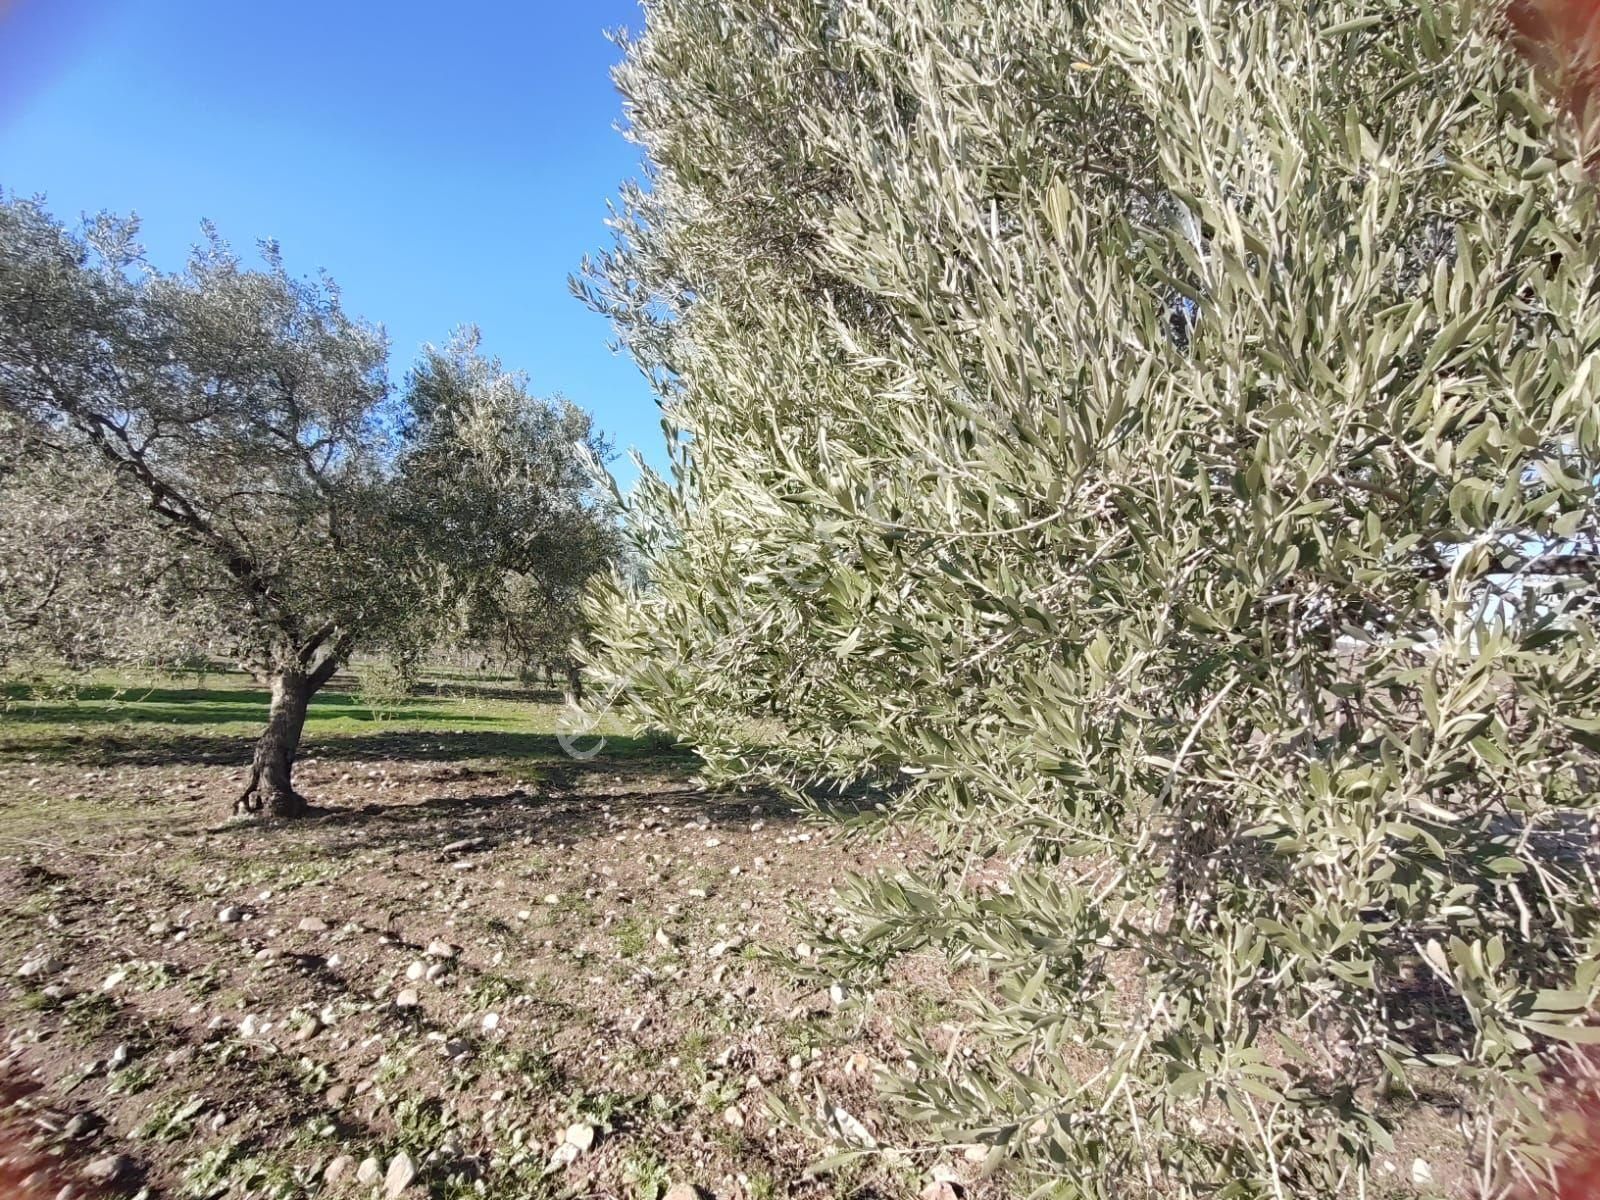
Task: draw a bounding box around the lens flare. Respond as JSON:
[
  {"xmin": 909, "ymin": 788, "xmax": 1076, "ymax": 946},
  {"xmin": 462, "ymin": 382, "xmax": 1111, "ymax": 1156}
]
[
  {"xmin": 0, "ymin": 0, "xmax": 113, "ymax": 127},
  {"xmin": 1509, "ymin": 0, "xmax": 1600, "ymax": 133}
]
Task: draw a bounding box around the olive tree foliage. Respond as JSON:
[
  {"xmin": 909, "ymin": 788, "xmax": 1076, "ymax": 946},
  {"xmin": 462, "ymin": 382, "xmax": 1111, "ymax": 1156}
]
[
  {"xmin": 0, "ymin": 195, "xmax": 419, "ymax": 816},
  {"xmin": 396, "ymin": 331, "xmax": 620, "ymax": 694},
  {"xmin": 0, "ymin": 414, "xmax": 183, "ymax": 669},
  {"xmin": 580, "ymin": 0, "xmax": 1600, "ymax": 1193}
]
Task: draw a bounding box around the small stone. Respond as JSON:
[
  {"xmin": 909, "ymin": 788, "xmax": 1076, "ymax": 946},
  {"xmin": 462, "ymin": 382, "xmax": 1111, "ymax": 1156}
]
[
  {"xmin": 723, "ymin": 1105, "xmax": 744, "ymax": 1128},
  {"xmin": 325, "ymin": 1083, "xmax": 350, "ymax": 1105},
  {"xmin": 655, "ymin": 928, "xmax": 676, "ymax": 949},
  {"xmin": 443, "ymin": 1038, "xmax": 473, "ymax": 1060},
  {"xmin": 395, "ymin": 988, "xmax": 420, "ymax": 1009},
  {"xmin": 564, "ymin": 1122, "xmax": 596, "ymax": 1152},
  {"xmin": 543, "ymin": 893, "xmax": 559, "ymax": 905},
  {"xmin": 425, "ymin": 962, "xmax": 448, "ymax": 982},
  {"xmin": 323, "ymin": 1155, "xmax": 354, "ymax": 1183},
  {"xmin": 547, "ymin": 1142, "xmax": 580, "ymax": 1170},
  {"xmin": 481, "ymin": 1012, "xmax": 501, "ymax": 1032},
  {"xmin": 425, "ymin": 940, "xmax": 458, "ymax": 959},
  {"xmin": 17, "ymin": 955, "xmax": 62, "ymax": 978},
  {"xmin": 293, "ymin": 1019, "xmax": 322, "ymax": 1044},
  {"xmin": 664, "ymin": 1186, "xmax": 703, "ymax": 1200},
  {"xmin": 384, "ymin": 1151, "xmax": 416, "ymax": 1197},
  {"xmin": 405, "ymin": 961, "xmax": 427, "ymax": 982},
  {"xmin": 83, "ymin": 1155, "xmax": 133, "ymax": 1185},
  {"xmin": 1411, "ymin": 1159, "xmax": 1433, "ymax": 1185},
  {"xmin": 356, "ymin": 1156, "xmax": 382, "ymax": 1185},
  {"xmin": 297, "ymin": 916, "xmax": 329, "ymax": 933},
  {"xmin": 921, "ymin": 1183, "xmax": 963, "ymax": 1200},
  {"xmin": 829, "ymin": 983, "xmax": 849, "ymax": 1006},
  {"xmin": 217, "ymin": 906, "xmax": 242, "ymax": 924}
]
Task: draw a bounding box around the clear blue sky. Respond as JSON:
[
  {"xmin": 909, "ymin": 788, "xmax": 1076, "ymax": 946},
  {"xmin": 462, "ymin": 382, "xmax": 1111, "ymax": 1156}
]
[{"xmin": 0, "ymin": 0, "xmax": 662, "ymax": 486}]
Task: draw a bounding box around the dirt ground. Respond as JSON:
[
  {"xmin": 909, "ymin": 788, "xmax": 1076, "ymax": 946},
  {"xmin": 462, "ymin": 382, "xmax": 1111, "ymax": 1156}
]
[
  {"xmin": 0, "ymin": 674, "xmax": 1479, "ymax": 1200},
  {"xmin": 0, "ymin": 706, "xmax": 962, "ymax": 1200}
]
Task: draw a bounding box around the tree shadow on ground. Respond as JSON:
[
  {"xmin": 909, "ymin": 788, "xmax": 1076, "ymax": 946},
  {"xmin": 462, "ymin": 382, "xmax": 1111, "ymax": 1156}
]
[
  {"xmin": 1, "ymin": 691, "xmax": 512, "ymax": 730},
  {"xmin": 0, "ymin": 728, "xmax": 684, "ymax": 769},
  {"xmin": 211, "ymin": 759, "xmax": 799, "ymax": 857}
]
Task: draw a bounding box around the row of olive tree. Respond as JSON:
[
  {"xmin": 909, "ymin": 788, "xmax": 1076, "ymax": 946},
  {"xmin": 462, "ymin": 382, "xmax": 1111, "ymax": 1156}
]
[
  {"xmin": 578, "ymin": 0, "xmax": 1600, "ymax": 1194},
  {"xmin": 0, "ymin": 195, "xmax": 615, "ymax": 817}
]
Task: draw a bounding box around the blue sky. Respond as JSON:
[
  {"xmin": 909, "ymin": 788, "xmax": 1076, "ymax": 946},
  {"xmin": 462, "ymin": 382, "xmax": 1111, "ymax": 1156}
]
[{"xmin": 0, "ymin": 0, "xmax": 662, "ymax": 486}]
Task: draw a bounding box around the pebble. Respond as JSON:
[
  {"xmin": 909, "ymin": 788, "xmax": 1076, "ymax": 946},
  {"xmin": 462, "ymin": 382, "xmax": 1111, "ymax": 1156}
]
[
  {"xmin": 323, "ymin": 1155, "xmax": 354, "ymax": 1183},
  {"xmin": 547, "ymin": 1141, "xmax": 580, "ymax": 1170},
  {"xmin": 481, "ymin": 1012, "xmax": 501, "ymax": 1032},
  {"xmin": 297, "ymin": 916, "xmax": 329, "ymax": 933},
  {"xmin": 217, "ymin": 906, "xmax": 242, "ymax": 924},
  {"xmin": 384, "ymin": 1152, "xmax": 416, "ymax": 1197},
  {"xmin": 17, "ymin": 955, "xmax": 62, "ymax": 978},
  {"xmin": 356, "ymin": 1156, "xmax": 382, "ymax": 1185},
  {"xmin": 396, "ymin": 988, "xmax": 420, "ymax": 1009},
  {"xmin": 425, "ymin": 940, "xmax": 458, "ymax": 959},
  {"xmin": 564, "ymin": 1122, "xmax": 596, "ymax": 1152},
  {"xmin": 83, "ymin": 1155, "xmax": 133, "ymax": 1185},
  {"xmin": 425, "ymin": 962, "xmax": 449, "ymax": 982},
  {"xmin": 405, "ymin": 961, "xmax": 427, "ymax": 982},
  {"xmin": 665, "ymin": 1186, "xmax": 702, "ymax": 1200},
  {"xmin": 325, "ymin": 1083, "xmax": 351, "ymax": 1105}
]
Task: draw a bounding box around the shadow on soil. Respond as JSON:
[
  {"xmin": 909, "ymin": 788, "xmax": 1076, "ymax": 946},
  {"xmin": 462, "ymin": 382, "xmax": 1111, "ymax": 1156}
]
[
  {"xmin": 0, "ymin": 728, "xmax": 680, "ymax": 769},
  {"xmin": 214, "ymin": 759, "xmax": 799, "ymax": 857},
  {"xmin": 0, "ymin": 684, "xmax": 511, "ymax": 730}
]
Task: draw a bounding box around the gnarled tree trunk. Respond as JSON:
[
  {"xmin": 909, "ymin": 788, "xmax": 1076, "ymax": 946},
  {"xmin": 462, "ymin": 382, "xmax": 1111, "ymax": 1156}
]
[{"xmin": 238, "ymin": 670, "xmax": 312, "ymax": 818}]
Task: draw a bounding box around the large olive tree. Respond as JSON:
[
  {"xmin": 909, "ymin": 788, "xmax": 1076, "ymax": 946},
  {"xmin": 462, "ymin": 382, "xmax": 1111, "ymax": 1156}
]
[
  {"xmin": 1, "ymin": 197, "xmax": 610, "ymax": 818},
  {"xmin": 580, "ymin": 0, "xmax": 1600, "ymax": 1193},
  {"xmin": 0, "ymin": 196, "xmax": 409, "ymax": 815}
]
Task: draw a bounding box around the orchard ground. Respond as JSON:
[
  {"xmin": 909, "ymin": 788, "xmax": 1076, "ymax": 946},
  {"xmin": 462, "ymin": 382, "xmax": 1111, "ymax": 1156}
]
[{"xmin": 0, "ymin": 671, "xmax": 1461, "ymax": 1199}]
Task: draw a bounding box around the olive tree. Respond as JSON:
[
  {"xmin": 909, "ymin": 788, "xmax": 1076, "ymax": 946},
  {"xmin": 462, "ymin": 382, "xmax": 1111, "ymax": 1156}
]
[
  {"xmin": 396, "ymin": 330, "xmax": 620, "ymax": 696},
  {"xmin": 2, "ymin": 197, "xmax": 419, "ymax": 816},
  {"xmin": 580, "ymin": 0, "xmax": 1600, "ymax": 1193}
]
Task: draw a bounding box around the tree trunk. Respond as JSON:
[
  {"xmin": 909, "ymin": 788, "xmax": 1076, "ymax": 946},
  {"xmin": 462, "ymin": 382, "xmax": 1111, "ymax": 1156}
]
[
  {"xmin": 565, "ymin": 659, "xmax": 584, "ymax": 704},
  {"xmin": 237, "ymin": 670, "xmax": 313, "ymax": 818}
]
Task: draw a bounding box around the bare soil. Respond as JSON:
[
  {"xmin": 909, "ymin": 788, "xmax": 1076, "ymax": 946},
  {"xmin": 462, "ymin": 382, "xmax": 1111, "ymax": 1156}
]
[{"xmin": 0, "ymin": 739, "xmax": 956, "ymax": 1200}]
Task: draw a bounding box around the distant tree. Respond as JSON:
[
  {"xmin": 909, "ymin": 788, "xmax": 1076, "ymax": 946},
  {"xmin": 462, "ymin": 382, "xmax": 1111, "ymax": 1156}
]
[
  {"xmin": 396, "ymin": 331, "xmax": 619, "ymax": 698},
  {"xmin": 0, "ymin": 196, "xmax": 610, "ymax": 817}
]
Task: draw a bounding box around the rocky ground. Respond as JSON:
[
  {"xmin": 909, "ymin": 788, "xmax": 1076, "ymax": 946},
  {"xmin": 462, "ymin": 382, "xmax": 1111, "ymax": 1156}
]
[
  {"xmin": 0, "ymin": 714, "xmax": 966, "ymax": 1200},
  {"xmin": 0, "ymin": 675, "xmax": 1476, "ymax": 1200}
]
